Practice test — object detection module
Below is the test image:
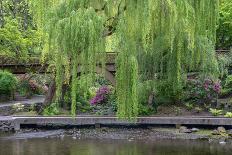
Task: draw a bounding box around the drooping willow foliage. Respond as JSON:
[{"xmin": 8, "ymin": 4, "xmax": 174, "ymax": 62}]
[
  {"xmin": 28, "ymin": 0, "xmax": 60, "ymax": 29},
  {"xmin": 29, "ymin": 0, "xmax": 106, "ymax": 115},
  {"xmin": 136, "ymin": 0, "xmax": 219, "ymax": 100},
  {"xmin": 29, "ymin": 0, "xmax": 219, "ymax": 118},
  {"xmin": 116, "ymin": 0, "xmax": 219, "ymax": 117}
]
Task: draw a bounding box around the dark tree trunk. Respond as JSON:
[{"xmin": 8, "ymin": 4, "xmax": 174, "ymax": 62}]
[
  {"xmin": 60, "ymin": 84, "xmax": 69, "ymax": 109},
  {"xmin": 0, "ymin": 0, "xmax": 3, "ymax": 27},
  {"xmin": 148, "ymin": 92, "xmax": 154, "ymax": 106},
  {"xmin": 38, "ymin": 80, "xmax": 56, "ymax": 114}
]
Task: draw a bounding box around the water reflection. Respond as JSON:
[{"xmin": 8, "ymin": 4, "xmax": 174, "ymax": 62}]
[{"xmin": 0, "ymin": 137, "xmax": 231, "ymax": 155}]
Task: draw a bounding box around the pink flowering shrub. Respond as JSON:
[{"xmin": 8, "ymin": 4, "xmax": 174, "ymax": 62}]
[
  {"xmin": 186, "ymin": 77, "xmax": 221, "ymax": 104},
  {"xmin": 90, "ymin": 86, "xmax": 111, "ymax": 105},
  {"xmin": 18, "ymin": 76, "xmax": 48, "ymax": 98}
]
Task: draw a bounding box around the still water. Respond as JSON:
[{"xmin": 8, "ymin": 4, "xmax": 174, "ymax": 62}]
[{"xmin": 0, "ymin": 135, "xmax": 232, "ymax": 155}]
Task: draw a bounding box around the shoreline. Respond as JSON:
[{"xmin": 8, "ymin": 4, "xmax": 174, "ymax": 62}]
[{"xmin": 1, "ymin": 127, "xmax": 232, "ymax": 144}]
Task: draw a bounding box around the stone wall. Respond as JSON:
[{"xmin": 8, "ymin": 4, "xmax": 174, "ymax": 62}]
[{"xmin": 0, "ymin": 119, "xmax": 14, "ymax": 132}]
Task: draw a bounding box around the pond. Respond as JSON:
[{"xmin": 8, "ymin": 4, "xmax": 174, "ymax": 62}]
[{"xmin": 0, "ymin": 134, "xmax": 232, "ymax": 155}]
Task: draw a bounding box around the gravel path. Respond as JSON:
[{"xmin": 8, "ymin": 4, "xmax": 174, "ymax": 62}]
[{"xmin": 0, "ymin": 95, "xmax": 44, "ymax": 108}]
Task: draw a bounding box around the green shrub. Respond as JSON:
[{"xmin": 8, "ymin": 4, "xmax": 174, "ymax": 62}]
[
  {"xmin": 0, "ymin": 70, "xmax": 18, "ymax": 95},
  {"xmin": 185, "ymin": 77, "xmax": 221, "ymax": 104},
  {"xmin": 221, "ymin": 75, "xmax": 232, "ymax": 97},
  {"xmin": 185, "ymin": 102, "xmax": 194, "ymax": 111},
  {"xmin": 209, "ymin": 108, "xmax": 223, "ymax": 116},
  {"xmin": 224, "ymin": 75, "xmax": 232, "ymax": 88},
  {"xmin": 195, "ymin": 106, "xmax": 203, "ymax": 113},
  {"xmin": 224, "ymin": 112, "xmax": 232, "ymax": 118},
  {"xmin": 43, "ymin": 103, "xmax": 60, "ymax": 116}
]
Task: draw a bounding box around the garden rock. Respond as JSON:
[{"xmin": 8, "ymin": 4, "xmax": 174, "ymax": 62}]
[
  {"xmin": 228, "ymin": 129, "xmax": 232, "ymax": 137},
  {"xmin": 217, "ymin": 127, "xmax": 226, "ymax": 133},
  {"xmin": 191, "ymin": 128, "xmax": 199, "ymax": 132},
  {"xmin": 211, "ymin": 130, "xmax": 220, "ymax": 135},
  {"xmin": 0, "ymin": 120, "xmax": 14, "ymax": 132},
  {"xmin": 179, "ymin": 126, "xmax": 192, "ymax": 133}
]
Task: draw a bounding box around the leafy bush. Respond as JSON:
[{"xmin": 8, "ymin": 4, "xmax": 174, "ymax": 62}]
[
  {"xmin": 138, "ymin": 104, "xmax": 154, "ymax": 116},
  {"xmin": 17, "ymin": 75, "xmax": 48, "ymax": 98},
  {"xmin": 43, "ymin": 103, "xmax": 60, "ymax": 116},
  {"xmin": 224, "ymin": 112, "xmax": 232, "ymax": 118},
  {"xmin": 138, "ymin": 80, "xmax": 158, "ymax": 114},
  {"xmin": 216, "ymin": 0, "xmax": 232, "ymax": 49},
  {"xmin": 0, "ymin": 70, "xmax": 18, "ymax": 95},
  {"xmin": 185, "ymin": 102, "xmax": 194, "ymax": 111},
  {"xmin": 90, "ymin": 86, "xmax": 111, "ymax": 105},
  {"xmin": 217, "ymin": 51, "xmax": 232, "ymax": 77},
  {"xmin": 185, "ymin": 77, "xmax": 221, "ymax": 104},
  {"xmin": 209, "ymin": 108, "xmax": 223, "ymax": 116},
  {"xmin": 194, "ymin": 106, "xmax": 203, "ymax": 113},
  {"xmin": 221, "ymin": 75, "xmax": 232, "ymax": 97},
  {"xmin": 224, "ymin": 75, "xmax": 232, "ymax": 88}
]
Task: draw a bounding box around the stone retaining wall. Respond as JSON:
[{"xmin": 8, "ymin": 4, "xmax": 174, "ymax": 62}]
[{"xmin": 0, "ymin": 119, "xmax": 14, "ymax": 132}]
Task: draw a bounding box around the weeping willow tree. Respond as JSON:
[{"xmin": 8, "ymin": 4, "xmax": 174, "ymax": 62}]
[
  {"xmin": 115, "ymin": 0, "xmax": 219, "ymax": 117},
  {"xmin": 29, "ymin": 0, "xmax": 106, "ymax": 115},
  {"xmin": 136, "ymin": 0, "xmax": 219, "ymax": 101},
  {"xmin": 29, "ymin": 0, "xmax": 219, "ymax": 118}
]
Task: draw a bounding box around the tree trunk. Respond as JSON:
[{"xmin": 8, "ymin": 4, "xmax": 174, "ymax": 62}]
[{"xmin": 38, "ymin": 80, "xmax": 56, "ymax": 114}]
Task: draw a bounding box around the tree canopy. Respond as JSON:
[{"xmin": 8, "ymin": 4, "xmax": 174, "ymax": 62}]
[
  {"xmin": 27, "ymin": 0, "xmax": 220, "ymax": 119},
  {"xmin": 0, "ymin": 0, "xmax": 41, "ymax": 60},
  {"xmin": 217, "ymin": 0, "xmax": 232, "ymax": 49}
]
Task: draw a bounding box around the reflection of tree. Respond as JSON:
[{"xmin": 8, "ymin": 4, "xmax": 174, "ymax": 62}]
[
  {"xmin": 69, "ymin": 140, "xmax": 141, "ymax": 155},
  {"xmin": 116, "ymin": 144, "xmax": 139, "ymax": 155},
  {"xmin": 3, "ymin": 137, "xmax": 232, "ymax": 155}
]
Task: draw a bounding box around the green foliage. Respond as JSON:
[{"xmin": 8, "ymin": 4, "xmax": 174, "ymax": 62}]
[
  {"xmin": 43, "ymin": 103, "xmax": 60, "ymax": 116},
  {"xmin": 137, "ymin": 80, "xmax": 158, "ymax": 115},
  {"xmin": 0, "ymin": 0, "xmax": 42, "ymax": 59},
  {"xmin": 216, "ymin": 0, "xmax": 232, "ymax": 49},
  {"xmin": 209, "ymin": 108, "xmax": 223, "ymax": 116},
  {"xmin": 43, "ymin": 1, "xmax": 106, "ymax": 115},
  {"xmin": 224, "ymin": 75, "xmax": 232, "ymax": 88},
  {"xmin": 221, "ymin": 74, "xmax": 232, "ymax": 96},
  {"xmin": 194, "ymin": 106, "xmax": 203, "ymax": 113},
  {"xmin": 0, "ymin": 18, "xmax": 41, "ymax": 59},
  {"xmin": 0, "ymin": 18, "xmax": 28, "ymax": 59},
  {"xmin": 185, "ymin": 102, "xmax": 194, "ymax": 111},
  {"xmin": 217, "ymin": 50, "xmax": 232, "ymax": 77},
  {"xmin": 138, "ymin": 104, "xmax": 154, "ymax": 116},
  {"xmin": 173, "ymin": 106, "xmax": 182, "ymax": 116},
  {"xmin": 137, "ymin": 0, "xmax": 219, "ymax": 101},
  {"xmin": 28, "ymin": 0, "xmax": 59, "ymax": 30},
  {"xmin": 30, "ymin": 0, "xmax": 220, "ymax": 119},
  {"xmin": 0, "ymin": 70, "xmax": 18, "ymax": 95},
  {"xmin": 224, "ymin": 112, "xmax": 232, "ymax": 118},
  {"xmin": 185, "ymin": 77, "xmax": 221, "ymax": 104},
  {"xmin": 116, "ymin": 55, "xmax": 138, "ymax": 119}
]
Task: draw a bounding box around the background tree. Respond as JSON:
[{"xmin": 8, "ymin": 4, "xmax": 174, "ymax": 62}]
[
  {"xmin": 0, "ymin": 0, "xmax": 41, "ymax": 60},
  {"xmin": 216, "ymin": 0, "xmax": 232, "ymax": 49}
]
